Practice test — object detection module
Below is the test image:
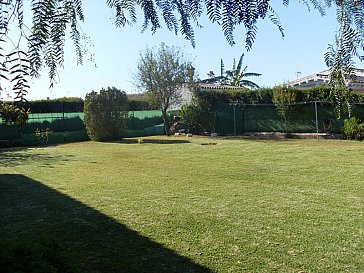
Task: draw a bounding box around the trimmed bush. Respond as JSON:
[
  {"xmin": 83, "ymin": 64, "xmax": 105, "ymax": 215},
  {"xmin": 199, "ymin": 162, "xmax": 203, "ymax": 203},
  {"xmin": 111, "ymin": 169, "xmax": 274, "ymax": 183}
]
[
  {"xmin": 195, "ymin": 85, "xmax": 364, "ymax": 106},
  {"xmin": 128, "ymin": 98, "xmax": 159, "ymax": 111},
  {"xmin": 29, "ymin": 97, "xmax": 84, "ymax": 113},
  {"xmin": 179, "ymin": 97, "xmax": 214, "ymax": 134},
  {"xmin": 84, "ymin": 87, "xmax": 128, "ymax": 141},
  {"xmin": 343, "ymin": 117, "xmax": 364, "ymax": 140},
  {"xmin": 29, "ymin": 97, "xmax": 160, "ymax": 113}
]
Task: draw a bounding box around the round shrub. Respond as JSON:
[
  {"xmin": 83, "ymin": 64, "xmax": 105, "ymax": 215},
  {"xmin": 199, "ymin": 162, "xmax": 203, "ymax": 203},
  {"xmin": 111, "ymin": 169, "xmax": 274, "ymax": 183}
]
[{"xmin": 84, "ymin": 87, "xmax": 128, "ymax": 141}]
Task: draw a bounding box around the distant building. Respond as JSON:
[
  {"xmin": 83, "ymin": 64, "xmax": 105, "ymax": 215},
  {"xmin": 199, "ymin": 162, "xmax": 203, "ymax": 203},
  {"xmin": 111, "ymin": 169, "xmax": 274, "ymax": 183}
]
[
  {"xmin": 126, "ymin": 87, "xmax": 193, "ymax": 111},
  {"xmin": 126, "ymin": 93, "xmax": 147, "ymax": 100},
  {"xmin": 285, "ymin": 68, "xmax": 364, "ymax": 93},
  {"xmin": 170, "ymin": 83, "xmax": 248, "ymax": 110},
  {"xmin": 196, "ymin": 83, "xmax": 246, "ymax": 92}
]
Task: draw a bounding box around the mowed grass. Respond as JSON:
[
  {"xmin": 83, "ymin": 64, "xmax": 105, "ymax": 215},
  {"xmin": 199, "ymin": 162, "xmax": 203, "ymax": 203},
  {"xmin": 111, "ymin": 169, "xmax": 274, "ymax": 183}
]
[{"xmin": 0, "ymin": 136, "xmax": 363, "ymax": 272}]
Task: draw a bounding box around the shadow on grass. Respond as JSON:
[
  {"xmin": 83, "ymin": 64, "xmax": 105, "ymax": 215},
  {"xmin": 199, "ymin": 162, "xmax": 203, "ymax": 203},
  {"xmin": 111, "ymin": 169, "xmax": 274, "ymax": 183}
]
[
  {"xmin": 0, "ymin": 174, "xmax": 210, "ymax": 273},
  {"xmin": 220, "ymin": 135, "xmax": 294, "ymax": 142},
  {"xmin": 0, "ymin": 147, "xmax": 73, "ymax": 168},
  {"xmin": 116, "ymin": 138, "xmax": 190, "ymax": 145}
]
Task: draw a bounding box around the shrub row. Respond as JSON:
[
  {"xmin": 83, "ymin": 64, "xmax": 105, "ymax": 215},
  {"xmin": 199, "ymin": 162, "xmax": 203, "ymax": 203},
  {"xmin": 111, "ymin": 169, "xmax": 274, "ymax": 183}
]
[
  {"xmin": 195, "ymin": 85, "xmax": 364, "ymax": 105},
  {"xmin": 128, "ymin": 98, "xmax": 159, "ymax": 111},
  {"xmin": 27, "ymin": 97, "xmax": 158, "ymax": 113},
  {"xmin": 180, "ymin": 85, "xmax": 364, "ymax": 135},
  {"xmin": 28, "ymin": 97, "xmax": 84, "ymax": 113}
]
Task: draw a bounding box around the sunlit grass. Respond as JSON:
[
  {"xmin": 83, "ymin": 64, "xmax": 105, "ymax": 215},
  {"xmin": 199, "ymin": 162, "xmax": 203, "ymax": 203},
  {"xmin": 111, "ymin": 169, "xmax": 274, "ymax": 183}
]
[{"xmin": 1, "ymin": 136, "xmax": 363, "ymax": 272}]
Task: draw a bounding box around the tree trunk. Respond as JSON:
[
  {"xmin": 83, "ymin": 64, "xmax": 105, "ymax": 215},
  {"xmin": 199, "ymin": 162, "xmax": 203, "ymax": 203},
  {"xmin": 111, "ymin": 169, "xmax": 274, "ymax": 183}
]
[{"xmin": 162, "ymin": 108, "xmax": 170, "ymax": 135}]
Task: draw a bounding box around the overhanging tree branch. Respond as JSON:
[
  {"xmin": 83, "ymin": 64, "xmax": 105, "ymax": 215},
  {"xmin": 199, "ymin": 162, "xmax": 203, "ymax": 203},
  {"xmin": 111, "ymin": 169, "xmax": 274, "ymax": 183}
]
[{"xmin": 0, "ymin": 0, "xmax": 363, "ymax": 104}]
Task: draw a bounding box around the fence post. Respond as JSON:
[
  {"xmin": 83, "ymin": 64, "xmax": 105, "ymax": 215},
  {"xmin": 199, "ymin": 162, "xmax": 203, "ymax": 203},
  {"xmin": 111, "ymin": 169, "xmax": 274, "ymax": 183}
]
[
  {"xmin": 233, "ymin": 103, "xmax": 236, "ymax": 136},
  {"xmin": 63, "ymin": 112, "xmax": 66, "ymax": 142},
  {"xmin": 241, "ymin": 106, "xmax": 244, "ymax": 134},
  {"xmin": 315, "ymin": 101, "xmax": 319, "ymax": 140}
]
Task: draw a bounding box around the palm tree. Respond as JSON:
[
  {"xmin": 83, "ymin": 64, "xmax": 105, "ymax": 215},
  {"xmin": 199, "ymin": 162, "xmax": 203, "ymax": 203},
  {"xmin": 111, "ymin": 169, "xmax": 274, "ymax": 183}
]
[
  {"xmin": 225, "ymin": 54, "xmax": 261, "ymax": 89},
  {"xmin": 202, "ymin": 59, "xmax": 227, "ymax": 85},
  {"xmin": 200, "ymin": 54, "xmax": 261, "ymax": 89}
]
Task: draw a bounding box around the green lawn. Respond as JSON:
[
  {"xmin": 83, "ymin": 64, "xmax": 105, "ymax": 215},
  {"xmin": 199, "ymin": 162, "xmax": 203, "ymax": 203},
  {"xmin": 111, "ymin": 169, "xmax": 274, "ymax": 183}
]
[{"xmin": 1, "ymin": 136, "xmax": 363, "ymax": 272}]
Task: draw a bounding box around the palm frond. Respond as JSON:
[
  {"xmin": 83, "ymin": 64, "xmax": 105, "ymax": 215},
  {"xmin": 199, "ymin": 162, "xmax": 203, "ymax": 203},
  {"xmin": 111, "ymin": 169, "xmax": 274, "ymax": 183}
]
[
  {"xmin": 235, "ymin": 53, "xmax": 244, "ymax": 75},
  {"xmin": 220, "ymin": 59, "xmax": 224, "ymax": 77},
  {"xmin": 240, "ymin": 79, "xmax": 260, "ymax": 89},
  {"xmin": 243, "ymin": 72, "xmax": 261, "ymax": 77}
]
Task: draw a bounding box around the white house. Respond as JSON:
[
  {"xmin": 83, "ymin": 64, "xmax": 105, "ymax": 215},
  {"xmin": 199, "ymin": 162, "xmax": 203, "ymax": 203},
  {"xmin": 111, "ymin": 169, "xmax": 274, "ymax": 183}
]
[
  {"xmin": 285, "ymin": 68, "xmax": 364, "ymax": 93},
  {"xmin": 170, "ymin": 83, "xmax": 248, "ymax": 110}
]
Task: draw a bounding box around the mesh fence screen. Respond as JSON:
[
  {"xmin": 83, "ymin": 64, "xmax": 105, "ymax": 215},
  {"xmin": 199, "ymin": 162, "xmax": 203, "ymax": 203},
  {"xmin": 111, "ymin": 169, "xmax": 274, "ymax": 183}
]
[
  {"xmin": 0, "ymin": 111, "xmax": 167, "ymax": 145},
  {"xmin": 22, "ymin": 112, "xmax": 85, "ymax": 134},
  {"xmin": 214, "ymin": 101, "xmax": 364, "ymax": 135},
  {"xmin": 2, "ymin": 104, "xmax": 364, "ymax": 145},
  {"xmin": 0, "ymin": 112, "xmax": 86, "ymax": 145},
  {"xmin": 127, "ymin": 110, "xmax": 163, "ymax": 130}
]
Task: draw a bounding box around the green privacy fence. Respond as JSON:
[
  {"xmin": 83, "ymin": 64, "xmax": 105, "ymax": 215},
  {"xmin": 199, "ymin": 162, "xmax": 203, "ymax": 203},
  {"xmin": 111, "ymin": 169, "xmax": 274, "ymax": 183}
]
[
  {"xmin": 214, "ymin": 101, "xmax": 364, "ymax": 135},
  {"xmin": 0, "ymin": 112, "xmax": 88, "ymax": 146},
  {"xmin": 0, "ymin": 110, "xmax": 168, "ymax": 146},
  {"xmin": 4, "ymin": 103, "xmax": 364, "ymax": 145},
  {"xmin": 125, "ymin": 110, "xmax": 177, "ymax": 137},
  {"xmin": 23, "ymin": 112, "xmax": 85, "ymax": 134}
]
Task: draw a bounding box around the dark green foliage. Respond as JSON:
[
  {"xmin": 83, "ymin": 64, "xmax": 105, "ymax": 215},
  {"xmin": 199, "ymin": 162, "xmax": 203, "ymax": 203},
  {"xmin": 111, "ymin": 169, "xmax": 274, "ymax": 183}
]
[
  {"xmin": 0, "ymin": 240, "xmax": 79, "ymax": 273},
  {"xmin": 272, "ymin": 86, "xmax": 297, "ymax": 134},
  {"xmin": 29, "ymin": 97, "xmax": 160, "ymax": 113},
  {"xmin": 186, "ymin": 85, "xmax": 364, "ymax": 135},
  {"xmin": 84, "ymin": 87, "xmax": 128, "ymax": 141},
  {"xmin": 342, "ymin": 117, "xmax": 364, "ymax": 140},
  {"xmin": 195, "ymin": 85, "xmax": 364, "ymax": 106},
  {"xmin": 29, "ymin": 97, "xmax": 84, "ymax": 113},
  {"xmin": 196, "ymin": 87, "xmax": 273, "ymax": 105},
  {"xmin": 0, "ymin": 102, "xmax": 28, "ymax": 125},
  {"xmin": 128, "ymin": 98, "xmax": 159, "ymax": 111},
  {"xmin": 179, "ymin": 97, "xmax": 214, "ymax": 134}
]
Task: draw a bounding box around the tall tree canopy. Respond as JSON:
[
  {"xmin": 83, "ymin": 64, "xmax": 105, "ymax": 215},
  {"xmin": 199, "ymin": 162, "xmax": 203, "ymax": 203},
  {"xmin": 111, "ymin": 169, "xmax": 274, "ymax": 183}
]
[
  {"xmin": 136, "ymin": 43, "xmax": 189, "ymax": 135},
  {"xmin": 0, "ymin": 1, "xmax": 363, "ymax": 101}
]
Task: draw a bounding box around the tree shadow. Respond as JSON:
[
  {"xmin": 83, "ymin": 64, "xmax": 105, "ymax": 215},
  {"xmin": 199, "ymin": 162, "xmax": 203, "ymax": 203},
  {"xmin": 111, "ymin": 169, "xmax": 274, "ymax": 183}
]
[
  {"xmin": 127, "ymin": 116, "xmax": 163, "ymax": 130},
  {"xmin": 0, "ymin": 174, "xmax": 211, "ymax": 273},
  {"xmin": 23, "ymin": 116, "xmax": 85, "ymax": 134},
  {"xmin": 220, "ymin": 133, "xmax": 338, "ymax": 142},
  {"xmin": 116, "ymin": 138, "xmax": 191, "ymax": 145},
  {"xmin": 220, "ymin": 135, "xmax": 294, "ymax": 142},
  {"xmin": 0, "ymin": 147, "xmax": 73, "ymax": 168}
]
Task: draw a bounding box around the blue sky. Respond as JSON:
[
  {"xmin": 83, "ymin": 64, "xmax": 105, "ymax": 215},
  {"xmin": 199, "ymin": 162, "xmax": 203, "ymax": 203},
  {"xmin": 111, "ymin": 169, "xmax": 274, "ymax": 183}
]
[{"xmin": 22, "ymin": 2, "xmax": 343, "ymax": 100}]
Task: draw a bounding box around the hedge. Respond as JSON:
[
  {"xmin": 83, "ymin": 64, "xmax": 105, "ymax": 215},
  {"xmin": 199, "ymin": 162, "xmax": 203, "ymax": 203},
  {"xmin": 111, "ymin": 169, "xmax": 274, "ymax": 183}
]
[
  {"xmin": 27, "ymin": 96, "xmax": 159, "ymax": 113},
  {"xmin": 195, "ymin": 85, "xmax": 364, "ymax": 105},
  {"xmin": 28, "ymin": 97, "xmax": 84, "ymax": 113}
]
